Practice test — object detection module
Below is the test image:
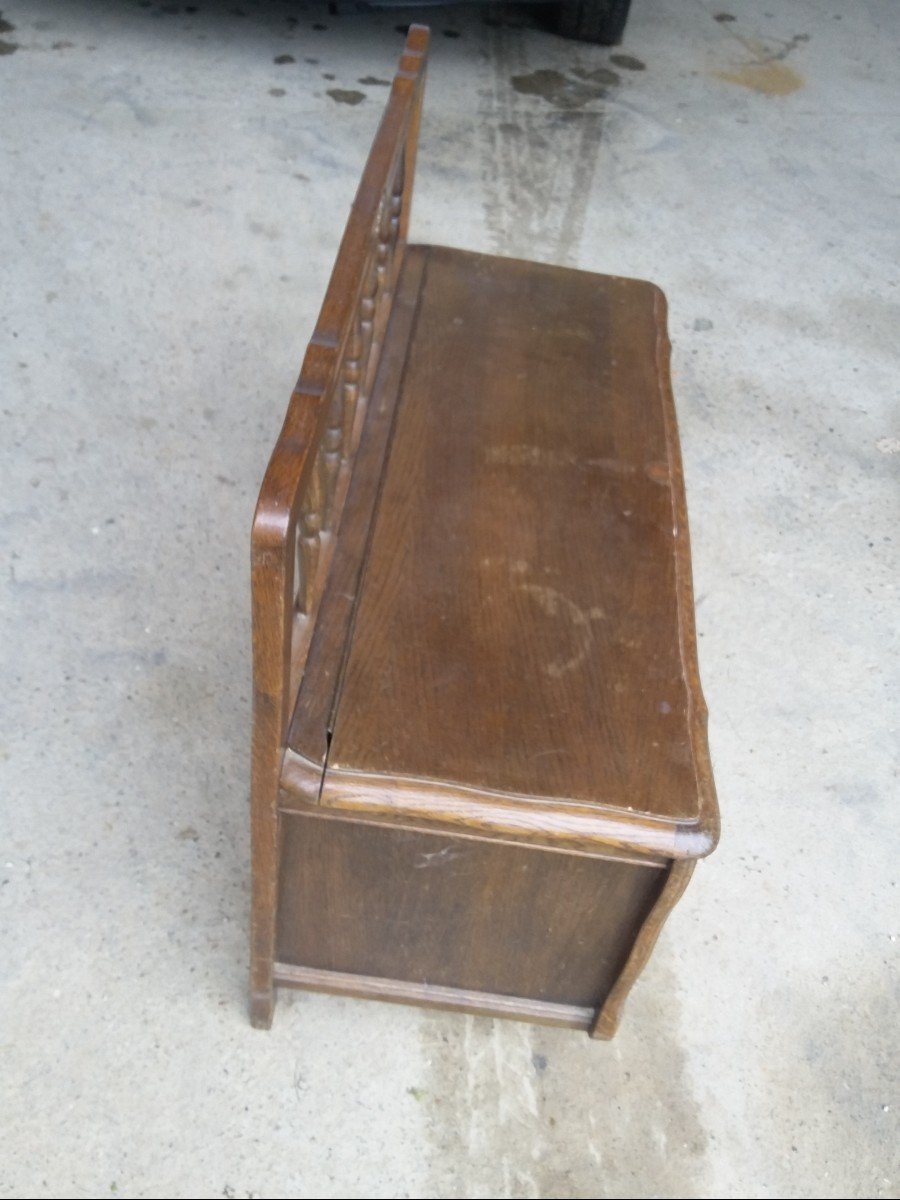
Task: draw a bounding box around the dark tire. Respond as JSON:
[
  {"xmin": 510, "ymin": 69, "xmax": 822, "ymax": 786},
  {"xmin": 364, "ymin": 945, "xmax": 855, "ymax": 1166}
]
[{"xmin": 557, "ymin": 0, "xmax": 632, "ymax": 45}]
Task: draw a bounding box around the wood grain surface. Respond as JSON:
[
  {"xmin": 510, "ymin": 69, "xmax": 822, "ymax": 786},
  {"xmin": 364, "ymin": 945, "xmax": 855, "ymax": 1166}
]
[
  {"xmin": 276, "ymin": 812, "xmax": 665, "ymax": 1008},
  {"xmin": 315, "ymin": 247, "xmax": 717, "ymax": 856}
]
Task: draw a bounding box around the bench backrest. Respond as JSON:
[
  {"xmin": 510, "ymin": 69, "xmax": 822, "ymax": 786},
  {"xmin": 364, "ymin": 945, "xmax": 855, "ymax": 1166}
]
[{"xmin": 251, "ymin": 26, "xmax": 429, "ymax": 763}]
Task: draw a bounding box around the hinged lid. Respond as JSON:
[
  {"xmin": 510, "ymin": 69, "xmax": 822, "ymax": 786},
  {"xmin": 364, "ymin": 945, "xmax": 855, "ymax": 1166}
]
[{"xmin": 284, "ymin": 246, "xmax": 718, "ymax": 861}]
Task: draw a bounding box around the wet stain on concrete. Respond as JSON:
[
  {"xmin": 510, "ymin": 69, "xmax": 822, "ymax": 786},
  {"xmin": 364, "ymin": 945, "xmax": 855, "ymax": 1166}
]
[
  {"xmin": 0, "ymin": 11, "xmax": 16, "ymax": 55},
  {"xmin": 610, "ymin": 52, "xmax": 645, "ymax": 71},
  {"xmin": 269, "ymin": 88, "xmax": 285, "ymax": 98},
  {"xmin": 714, "ymin": 11, "xmax": 736, "ymax": 22},
  {"xmin": 358, "ymin": 75, "xmax": 390, "ymax": 87},
  {"xmin": 419, "ymin": 954, "xmax": 709, "ymax": 1197},
  {"xmin": 510, "ymin": 66, "xmax": 619, "ymax": 110},
  {"xmin": 716, "ymin": 32, "xmax": 809, "ymax": 96},
  {"xmin": 479, "ymin": 33, "xmax": 617, "ymax": 265},
  {"xmin": 717, "ymin": 58, "xmax": 802, "ymax": 96},
  {"xmin": 572, "ymin": 65, "xmax": 620, "ymax": 85},
  {"xmin": 327, "ymin": 88, "xmax": 365, "ymax": 107}
]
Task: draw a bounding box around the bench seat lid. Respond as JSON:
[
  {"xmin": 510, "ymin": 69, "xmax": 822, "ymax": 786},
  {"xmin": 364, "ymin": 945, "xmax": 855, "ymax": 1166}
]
[{"xmin": 285, "ymin": 246, "xmax": 718, "ymax": 861}]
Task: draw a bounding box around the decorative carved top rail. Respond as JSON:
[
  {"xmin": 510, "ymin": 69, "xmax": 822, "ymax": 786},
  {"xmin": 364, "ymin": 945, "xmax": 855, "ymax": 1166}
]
[{"xmin": 296, "ymin": 144, "xmax": 407, "ymax": 616}]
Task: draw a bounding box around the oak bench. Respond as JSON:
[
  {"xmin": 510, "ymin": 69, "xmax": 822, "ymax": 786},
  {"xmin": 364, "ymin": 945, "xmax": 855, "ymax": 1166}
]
[{"xmin": 250, "ymin": 26, "xmax": 719, "ymax": 1036}]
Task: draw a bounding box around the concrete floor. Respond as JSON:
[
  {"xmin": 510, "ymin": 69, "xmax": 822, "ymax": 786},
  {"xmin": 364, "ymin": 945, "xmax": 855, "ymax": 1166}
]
[{"xmin": 1, "ymin": 0, "xmax": 897, "ymax": 1196}]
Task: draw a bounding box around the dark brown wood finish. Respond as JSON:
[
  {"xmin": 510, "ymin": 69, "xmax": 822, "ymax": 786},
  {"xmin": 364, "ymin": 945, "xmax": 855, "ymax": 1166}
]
[
  {"xmin": 273, "ymin": 965, "xmax": 597, "ymax": 1030},
  {"xmin": 250, "ymin": 26, "xmax": 719, "ymax": 1035},
  {"xmin": 285, "ymin": 246, "xmax": 429, "ymax": 781},
  {"xmin": 250, "ymin": 27, "xmax": 429, "ymax": 1027},
  {"xmin": 276, "ymin": 813, "xmax": 666, "ymax": 1007},
  {"xmin": 288, "ymin": 246, "xmax": 717, "ymax": 861},
  {"xmin": 592, "ymin": 858, "xmax": 695, "ymax": 1038}
]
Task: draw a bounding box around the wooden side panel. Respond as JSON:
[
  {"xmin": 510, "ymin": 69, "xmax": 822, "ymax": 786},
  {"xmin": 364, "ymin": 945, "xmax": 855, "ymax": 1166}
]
[{"xmin": 276, "ymin": 813, "xmax": 666, "ymax": 1009}]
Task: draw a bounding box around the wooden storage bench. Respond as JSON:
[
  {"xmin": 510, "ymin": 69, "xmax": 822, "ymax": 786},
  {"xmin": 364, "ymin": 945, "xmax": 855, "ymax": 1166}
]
[{"xmin": 250, "ymin": 26, "xmax": 719, "ymax": 1037}]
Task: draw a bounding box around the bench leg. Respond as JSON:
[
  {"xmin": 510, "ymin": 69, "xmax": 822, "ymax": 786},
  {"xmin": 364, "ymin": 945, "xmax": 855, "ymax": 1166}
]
[
  {"xmin": 590, "ymin": 859, "xmax": 694, "ymax": 1039},
  {"xmin": 249, "ymin": 854, "xmax": 277, "ymax": 1029},
  {"xmin": 250, "ymin": 764, "xmax": 280, "ymax": 1029},
  {"xmin": 249, "ymin": 841, "xmax": 277, "ymax": 1028},
  {"xmin": 250, "ymin": 982, "xmax": 275, "ymax": 1029}
]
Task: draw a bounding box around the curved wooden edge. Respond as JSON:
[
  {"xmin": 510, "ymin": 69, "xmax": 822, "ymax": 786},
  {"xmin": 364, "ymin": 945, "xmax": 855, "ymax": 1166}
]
[
  {"xmin": 280, "ymin": 769, "xmax": 669, "ymax": 868},
  {"xmin": 281, "ymin": 747, "xmax": 324, "ymax": 805},
  {"xmin": 249, "ymin": 27, "xmax": 431, "ymax": 1029},
  {"xmin": 653, "ymin": 287, "xmax": 720, "ymax": 857},
  {"xmin": 318, "ymin": 768, "xmax": 715, "ymax": 861},
  {"xmin": 591, "ymin": 858, "xmax": 695, "ymax": 1039}
]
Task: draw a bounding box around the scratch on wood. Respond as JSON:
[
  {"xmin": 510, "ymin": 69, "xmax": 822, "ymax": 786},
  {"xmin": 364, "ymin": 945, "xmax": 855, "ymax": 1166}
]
[{"xmin": 415, "ymin": 845, "xmax": 463, "ymax": 868}]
